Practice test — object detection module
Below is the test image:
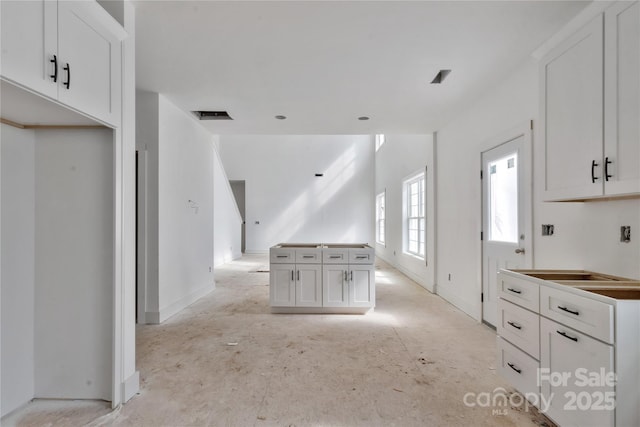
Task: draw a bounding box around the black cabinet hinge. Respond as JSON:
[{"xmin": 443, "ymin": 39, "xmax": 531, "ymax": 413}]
[{"xmin": 481, "ymin": 292, "xmax": 484, "ymax": 303}]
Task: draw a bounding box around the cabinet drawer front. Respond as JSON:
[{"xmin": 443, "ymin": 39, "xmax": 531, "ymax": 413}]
[
  {"xmin": 295, "ymin": 249, "xmax": 321, "ymax": 264},
  {"xmin": 540, "ymin": 317, "xmax": 614, "ymax": 427},
  {"xmin": 540, "ymin": 286, "xmax": 613, "ymax": 343},
  {"xmin": 322, "ymin": 249, "xmax": 349, "ymax": 264},
  {"xmin": 498, "ymin": 272, "xmax": 540, "ymax": 312},
  {"xmin": 497, "ymin": 299, "xmax": 540, "ymax": 360},
  {"xmin": 270, "ymin": 248, "xmax": 295, "ymax": 263},
  {"xmin": 348, "ymin": 248, "xmax": 374, "ymax": 264},
  {"xmin": 497, "ymin": 337, "xmax": 540, "ymax": 399}
]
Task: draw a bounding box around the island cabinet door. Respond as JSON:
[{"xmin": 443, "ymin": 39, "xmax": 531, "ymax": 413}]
[
  {"xmin": 270, "ymin": 264, "xmax": 295, "ymax": 307},
  {"xmin": 349, "ymin": 265, "xmax": 375, "ymax": 307},
  {"xmin": 296, "ymin": 265, "xmax": 322, "ymax": 307},
  {"xmin": 323, "ymin": 265, "xmax": 348, "ymax": 307},
  {"xmin": 540, "ymin": 317, "xmax": 614, "ymax": 427}
]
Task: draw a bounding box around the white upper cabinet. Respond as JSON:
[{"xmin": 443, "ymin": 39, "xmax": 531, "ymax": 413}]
[
  {"xmin": 0, "ymin": 0, "xmax": 57, "ymax": 99},
  {"xmin": 604, "ymin": 1, "xmax": 640, "ymax": 196},
  {"xmin": 541, "ymin": 15, "xmax": 604, "ymax": 201},
  {"xmin": 541, "ymin": 2, "xmax": 640, "ymax": 201},
  {"xmin": 0, "ymin": 0, "xmax": 125, "ymax": 126}
]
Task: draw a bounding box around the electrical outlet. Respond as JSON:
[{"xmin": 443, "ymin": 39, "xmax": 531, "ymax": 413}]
[
  {"xmin": 542, "ymin": 224, "xmax": 554, "ymax": 236},
  {"xmin": 621, "ymin": 226, "xmax": 631, "ymax": 243}
]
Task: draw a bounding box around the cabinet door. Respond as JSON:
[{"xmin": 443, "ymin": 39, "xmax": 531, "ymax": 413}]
[
  {"xmin": 323, "ymin": 265, "xmax": 348, "ymax": 307},
  {"xmin": 0, "ymin": 0, "xmax": 57, "ymax": 98},
  {"xmin": 270, "ymin": 264, "xmax": 295, "ymax": 307},
  {"xmin": 541, "ymin": 15, "xmax": 604, "ymax": 201},
  {"xmin": 57, "ymin": 1, "xmax": 122, "ymax": 126},
  {"xmin": 349, "ymin": 265, "xmax": 375, "ymax": 308},
  {"xmin": 540, "ymin": 317, "xmax": 614, "ymax": 427},
  {"xmin": 296, "ymin": 265, "xmax": 322, "ymax": 307},
  {"xmin": 604, "ymin": 1, "xmax": 640, "ymax": 196}
]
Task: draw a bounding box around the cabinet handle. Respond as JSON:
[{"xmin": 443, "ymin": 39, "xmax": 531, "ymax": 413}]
[
  {"xmin": 291, "ymin": 270, "xmax": 294, "ymax": 281},
  {"xmin": 507, "ymin": 321, "xmax": 522, "ymax": 330},
  {"xmin": 63, "ymin": 63, "xmax": 71, "ymax": 89},
  {"xmin": 50, "ymin": 55, "xmax": 58, "ymax": 82},
  {"xmin": 557, "ymin": 330, "xmax": 578, "ymax": 342},
  {"xmin": 356, "ymin": 255, "xmax": 368, "ymax": 259},
  {"xmin": 302, "ymin": 255, "xmax": 314, "ymax": 259},
  {"xmin": 344, "ymin": 271, "xmax": 348, "ymax": 281},
  {"xmin": 591, "ymin": 160, "xmax": 599, "ymax": 183},
  {"xmin": 350, "ymin": 271, "xmax": 353, "ymax": 281},
  {"xmin": 277, "ymin": 255, "xmax": 288, "ymax": 258},
  {"xmin": 557, "ymin": 305, "xmax": 579, "ymax": 316},
  {"xmin": 506, "ymin": 287, "xmax": 522, "ymax": 295},
  {"xmin": 507, "ymin": 362, "xmax": 521, "ymax": 374},
  {"xmin": 297, "ymin": 270, "xmax": 300, "ymax": 281},
  {"xmin": 605, "ymin": 157, "xmax": 613, "ymax": 181},
  {"xmin": 330, "ymin": 255, "xmax": 341, "ymax": 259}
]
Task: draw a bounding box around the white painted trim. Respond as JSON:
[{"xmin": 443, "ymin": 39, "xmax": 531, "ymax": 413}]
[
  {"xmin": 376, "ymin": 251, "xmax": 433, "ymax": 293},
  {"xmin": 157, "ymin": 283, "xmax": 216, "ymax": 324},
  {"xmin": 531, "ymin": 1, "xmax": 614, "ymax": 60},
  {"xmin": 245, "ymin": 250, "xmax": 269, "ymax": 255},
  {"xmin": 122, "ymin": 371, "xmax": 139, "ymax": 402}
]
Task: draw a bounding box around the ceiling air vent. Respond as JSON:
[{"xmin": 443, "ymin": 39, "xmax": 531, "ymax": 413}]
[
  {"xmin": 430, "ymin": 69, "xmax": 451, "ymax": 84},
  {"xmin": 192, "ymin": 111, "xmax": 233, "ymax": 120}
]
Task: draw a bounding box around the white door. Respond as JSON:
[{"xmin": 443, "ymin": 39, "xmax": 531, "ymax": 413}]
[
  {"xmin": 323, "ymin": 265, "xmax": 348, "ymax": 307},
  {"xmin": 0, "ymin": 0, "xmax": 58, "ymax": 98},
  {"xmin": 296, "ymin": 264, "xmax": 322, "ymax": 307},
  {"xmin": 269, "ymin": 264, "xmax": 295, "ymax": 307},
  {"xmin": 57, "ymin": 1, "xmax": 122, "ymax": 125},
  {"xmin": 349, "ymin": 265, "xmax": 375, "ymax": 307},
  {"xmin": 482, "ymin": 126, "xmax": 532, "ymax": 326}
]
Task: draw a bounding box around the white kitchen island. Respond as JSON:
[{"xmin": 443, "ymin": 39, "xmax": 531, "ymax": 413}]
[{"xmin": 269, "ymin": 243, "xmax": 375, "ymax": 314}]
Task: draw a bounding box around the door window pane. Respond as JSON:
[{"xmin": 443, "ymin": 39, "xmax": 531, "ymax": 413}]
[{"xmin": 488, "ymin": 153, "xmax": 518, "ymax": 243}]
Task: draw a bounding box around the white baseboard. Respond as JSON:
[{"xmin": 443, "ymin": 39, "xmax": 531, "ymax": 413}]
[
  {"xmin": 244, "ymin": 250, "xmax": 268, "ymax": 255},
  {"xmin": 376, "ymin": 252, "xmax": 434, "ymax": 293},
  {"xmin": 145, "ymin": 282, "xmax": 215, "ymax": 324},
  {"xmin": 122, "ymin": 371, "xmax": 140, "ymax": 402}
]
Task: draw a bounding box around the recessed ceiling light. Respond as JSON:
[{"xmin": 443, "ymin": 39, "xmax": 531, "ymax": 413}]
[
  {"xmin": 431, "ymin": 69, "xmax": 452, "ymax": 84},
  {"xmin": 358, "ymin": 116, "xmax": 370, "ymax": 121},
  {"xmin": 275, "ymin": 115, "xmax": 287, "ymax": 120}
]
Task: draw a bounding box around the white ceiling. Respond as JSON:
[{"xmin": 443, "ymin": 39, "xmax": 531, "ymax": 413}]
[{"xmin": 134, "ymin": 1, "xmax": 589, "ymax": 135}]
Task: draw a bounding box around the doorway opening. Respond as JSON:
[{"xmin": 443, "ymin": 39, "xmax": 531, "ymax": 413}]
[
  {"xmin": 481, "ymin": 122, "xmax": 533, "ymax": 327},
  {"xmin": 229, "ymin": 180, "xmax": 246, "ymax": 253}
]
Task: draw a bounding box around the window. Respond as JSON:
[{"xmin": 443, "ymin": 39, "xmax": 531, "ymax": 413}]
[
  {"xmin": 375, "ymin": 134, "xmax": 385, "ymax": 151},
  {"xmin": 376, "ymin": 192, "xmax": 386, "ymax": 245},
  {"xmin": 404, "ymin": 172, "xmax": 425, "ymax": 258}
]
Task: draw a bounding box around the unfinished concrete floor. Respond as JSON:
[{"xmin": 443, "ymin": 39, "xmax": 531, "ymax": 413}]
[{"xmin": 4, "ymin": 255, "xmax": 553, "ymax": 427}]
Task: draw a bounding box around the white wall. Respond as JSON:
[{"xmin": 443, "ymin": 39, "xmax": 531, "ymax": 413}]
[
  {"xmin": 213, "ymin": 138, "xmax": 243, "ymax": 266},
  {"xmin": 435, "ymin": 58, "xmax": 640, "ymax": 321},
  {"xmin": 374, "ymin": 135, "xmax": 436, "ymax": 291},
  {"xmin": 136, "ymin": 92, "xmax": 216, "ymax": 323},
  {"xmin": 1, "ymin": 125, "xmax": 35, "ymax": 416},
  {"xmin": 219, "ymin": 135, "xmax": 374, "ymax": 251},
  {"xmin": 34, "ymin": 129, "xmax": 113, "ymax": 400}
]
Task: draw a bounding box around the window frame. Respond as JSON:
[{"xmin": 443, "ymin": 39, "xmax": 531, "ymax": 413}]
[
  {"xmin": 375, "ymin": 134, "xmax": 385, "ymax": 151},
  {"xmin": 403, "ymin": 171, "xmax": 426, "ymax": 259},
  {"xmin": 376, "ymin": 191, "xmax": 386, "ymax": 246}
]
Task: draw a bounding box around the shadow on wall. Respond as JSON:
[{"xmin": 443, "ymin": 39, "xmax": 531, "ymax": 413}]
[{"xmin": 264, "ymin": 144, "xmax": 357, "ymax": 244}]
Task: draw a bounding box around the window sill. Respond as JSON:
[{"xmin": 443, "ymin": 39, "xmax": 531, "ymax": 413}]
[{"xmin": 402, "ymin": 251, "xmax": 425, "ymax": 261}]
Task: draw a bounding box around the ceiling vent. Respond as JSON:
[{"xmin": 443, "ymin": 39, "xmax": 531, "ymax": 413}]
[
  {"xmin": 430, "ymin": 70, "xmax": 451, "ymax": 84},
  {"xmin": 192, "ymin": 111, "xmax": 233, "ymax": 120}
]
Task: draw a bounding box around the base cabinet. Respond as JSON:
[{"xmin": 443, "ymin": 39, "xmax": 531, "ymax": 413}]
[{"xmin": 270, "ymin": 244, "xmax": 375, "ymax": 313}]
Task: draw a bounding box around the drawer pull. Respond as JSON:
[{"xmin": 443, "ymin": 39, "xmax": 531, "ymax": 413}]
[
  {"xmin": 302, "ymin": 255, "xmax": 314, "ymax": 258},
  {"xmin": 50, "ymin": 55, "xmax": 58, "ymax": 82},
  {"xmin": 507, "ymin": 287, "xmax": 522, "ymax": 294},
  {"xmin": 507, "ymin": 363, "xmax": 522, "ymax": 374},
  {"xmin": 297, "ymin": 270, "xmax": 300, "ymax": 281},
  {"xmin": 557, "ymin": 330, "xmax": 578, "ymax": 342},
  {"xmin": 291, "ymin": 270, "xmax": 294, "ymax": 281},
  {"xmin": 277, "ymin": 255, "xmax": 288, "ymax": 258},
  {"xmin": 329, "ymin": 255, "xmax": 341, "ymax": 259},
  {"xmin": 507, "ymin": 321, "xmax": 522, "ymax": 330},
  {"xmin": 356, "ymin": 255, "xmax": 368, "ymax": 259},
  {"xmin": 558, "ymin": 305, "xmax": 579, "ymax": 316}
]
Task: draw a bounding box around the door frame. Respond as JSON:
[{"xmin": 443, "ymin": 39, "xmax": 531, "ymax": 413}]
[{"xmin": 480, "ymin": 121, "xmax": 534, "ymax": 325}]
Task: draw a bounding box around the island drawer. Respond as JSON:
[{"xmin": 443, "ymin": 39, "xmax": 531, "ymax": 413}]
[{"xmin": 497, "ymin": 299, "xmax": 540, "ymax": 360}]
